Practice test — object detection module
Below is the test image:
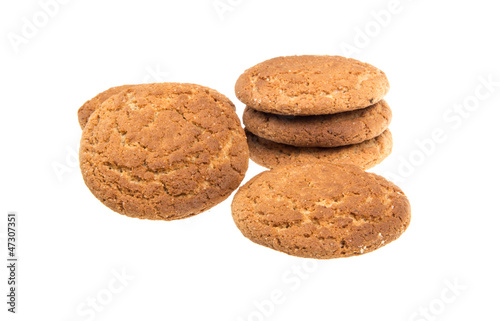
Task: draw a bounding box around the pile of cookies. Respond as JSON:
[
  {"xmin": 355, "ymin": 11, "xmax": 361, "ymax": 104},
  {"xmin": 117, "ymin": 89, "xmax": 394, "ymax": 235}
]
[
  {"xmin": 230, "ymin": 55, "xmax": 411, "ymax": 259},
  {"xmin": 235, "ymin": 55, "xmax": 393, "ymax": 170},
  {"xmin": 76, "ymin": 56, "xmax": 411, "ymax": 260}
]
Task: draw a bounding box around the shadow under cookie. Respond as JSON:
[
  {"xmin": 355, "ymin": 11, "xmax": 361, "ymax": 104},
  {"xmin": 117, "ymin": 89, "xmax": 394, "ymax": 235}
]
[{"xmin": 246, "ymin": 129, "xmax": 392, "ymax": 170}]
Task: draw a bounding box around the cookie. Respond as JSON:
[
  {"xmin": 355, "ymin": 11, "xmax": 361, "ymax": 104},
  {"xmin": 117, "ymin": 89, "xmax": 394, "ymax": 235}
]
[
  {"xmin": 235, "ymin": 55, "xmax": 389, "ymax": 115},
  {"xmin": 243, "ymin": 100, "xmax": 392, "ymax": 147},
  {"xmin": 78, "ymin": 84, "xmax": 136, "ymax": 129},
  {"xmin": 80, "ymin": 83, "xmax": 249, "ymax": 221},
  {"xmin": 246, "ymin": 129, "xmax": 392, "ymax": 170},
  {"xmin": 231, "ymin": 163, "xmax": 411, "ymax": 259}
]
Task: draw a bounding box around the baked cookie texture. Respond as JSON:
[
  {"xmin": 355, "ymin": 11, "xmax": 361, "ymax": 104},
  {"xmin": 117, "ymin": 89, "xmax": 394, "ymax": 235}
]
[
  {"xmin": 78, "ymin": 84, "xmax": 136, "ymax": 129},
  {"xmin": 243, "ymin": 100, "xmax": 392, "ymax": 147},
  {"xmin": 231, "ymin": 163, "xmax": 411, "ymax": 259},
  {"xmin": 80, "ymin": 83, "xmax": 249, "ymax": 221},
  {"xmin": 235, "ymin": 55, "xmax": 389, "ymax": 115},
  {"xmin": 246, "ymin": 129, "xmax": 392, "ymax": 170}
]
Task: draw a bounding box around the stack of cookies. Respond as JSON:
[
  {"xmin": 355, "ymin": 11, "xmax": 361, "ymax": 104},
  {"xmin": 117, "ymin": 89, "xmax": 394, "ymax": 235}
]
[
  {"xmin": 235, "ymin": 55, "xmax": 393, "ymax": 170},
  {"xmin": 230, "ymin": 56, "xmax": 411, "ymax": 259}
]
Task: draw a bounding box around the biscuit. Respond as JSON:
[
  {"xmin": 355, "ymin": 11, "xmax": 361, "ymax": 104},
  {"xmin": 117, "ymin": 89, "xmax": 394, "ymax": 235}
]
[
  {"xmin": 246, "ymin": 129, "xmax": 392, "ymax": 170},
  {"xmin": 80, "ymin": 83, "xmax": 249, "ymax": 221},
  {"xmin": 231, "ymin": 163, "xmax": 411, "ymax": 259},
  {"xmin": 78, "ymin": 84, "xmax": 136, "ymax": 129},
  {"xmin": 235, "ymin": 55, "xmax": 389, "ymax": 115},
  {"xmin": 243, "ymin": 100, "xmax": 392, "ymax": 147}
]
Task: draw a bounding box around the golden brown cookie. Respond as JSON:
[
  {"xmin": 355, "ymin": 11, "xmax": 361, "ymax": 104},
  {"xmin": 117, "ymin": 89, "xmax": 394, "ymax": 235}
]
[
  {"xmin": 231, "ymin": 163, "xmax": 411, "ymax": 259},
  {"xmin": 80, "ymin": 83, "xmax": 249, "ymax": 221},
  {"xmin": 243, "ymin": 100, "xmax": 392, "ymax": 147},
  {"xmin": 235, "ymin": 55, "xmax": 389, "ymax": 115},
  {"xmin": 246, "ymin": 129, "xmax": 392, "ymax": 170},
  {"xmin": 78, "ymin": 84, "xmax": 137, "ymax": 129}
]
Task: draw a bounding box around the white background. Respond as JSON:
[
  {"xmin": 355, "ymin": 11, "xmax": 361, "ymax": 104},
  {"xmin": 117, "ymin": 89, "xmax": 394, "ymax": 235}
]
[{"xmin": 1, "ymin": 0, "xmax": 499, "ymax": 320}]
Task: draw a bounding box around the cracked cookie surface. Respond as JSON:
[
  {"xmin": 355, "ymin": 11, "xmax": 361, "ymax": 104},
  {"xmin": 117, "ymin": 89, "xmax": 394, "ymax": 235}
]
[
  {"xmin": 80, "ymin": 83, "xmax": 249, "ymax": 220},
  {"xmin": 246, "ymin": 129, "xmax": 392, "ymax": 170},
  {"xmin": 243, "ymin": 100, "xmax": 392, "ymax": 147},
  {"xmin": 78, "ymin": 84, "xmax": 137, "ymax": 129},
  {"xmin": 235, "ymin": 55, "xmax": 389, "ymax": 115},
  {"xmin": 231, "ymin": 163, "xmax": 411, "ymax": 259}
]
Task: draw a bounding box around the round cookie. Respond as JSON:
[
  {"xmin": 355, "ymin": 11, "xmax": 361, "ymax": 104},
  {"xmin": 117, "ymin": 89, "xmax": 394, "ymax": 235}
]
[
  {"xmin": 246, "ymin": 129, "xmax": 392, "ymax": 170},
  {"xmin": 243, "ymin": 100, "xmax": 392, "ymax": 147},
  {"xmin": 78, "ymin": 84, "xmax": 137, "ymax": 129},
  {"xmin": 235, "ymin": 55, "xmax": 389, "ymax": 115},
  {"xmin": 80, "ymin": 83, "xmax": 249, "ymax": 221},
  {"xmin": 231, "ymin": 163, "xmax": 411, "ymax": 259}
]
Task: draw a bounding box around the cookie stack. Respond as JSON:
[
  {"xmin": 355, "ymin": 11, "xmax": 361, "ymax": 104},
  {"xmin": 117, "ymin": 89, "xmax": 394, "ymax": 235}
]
[{"xmin": 235, "ymin": 55, "xmax": 393, "ymax": 170}]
